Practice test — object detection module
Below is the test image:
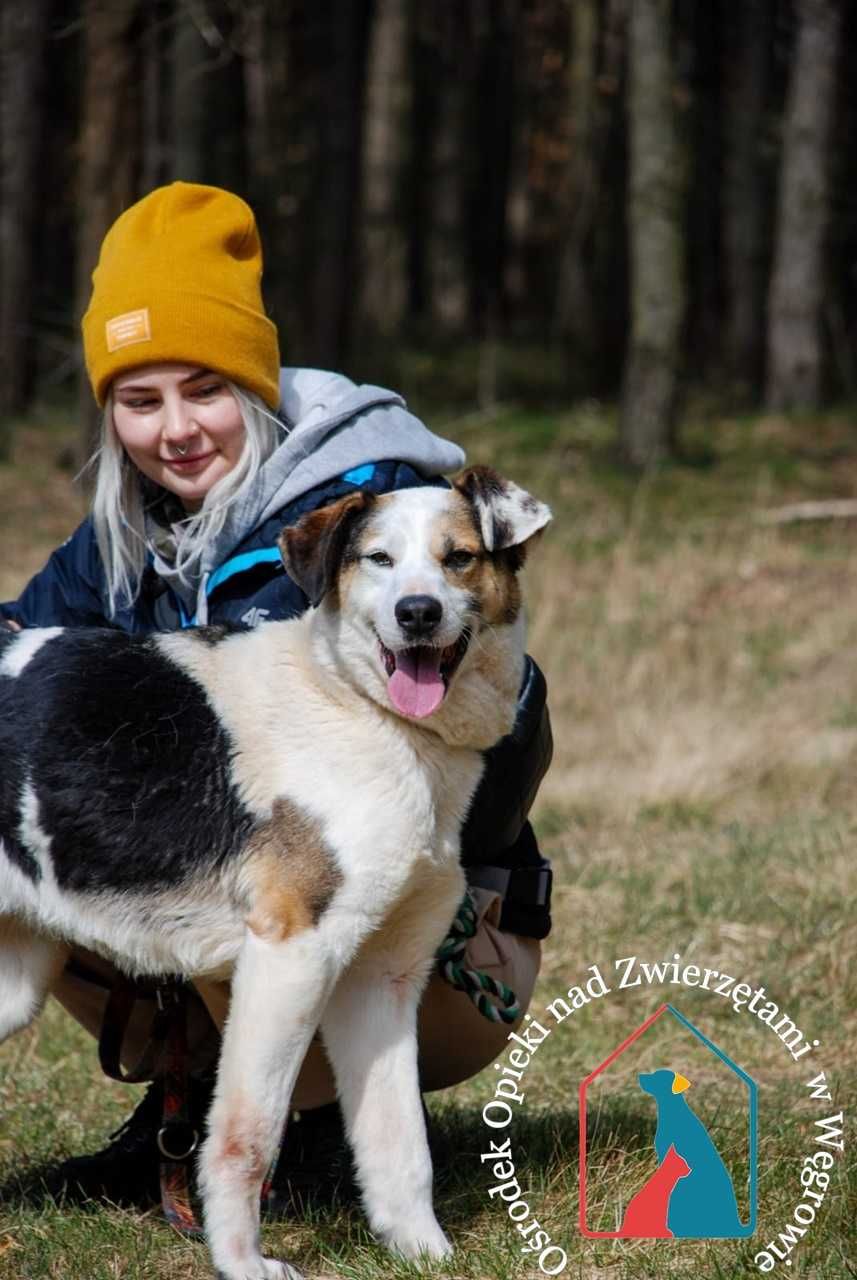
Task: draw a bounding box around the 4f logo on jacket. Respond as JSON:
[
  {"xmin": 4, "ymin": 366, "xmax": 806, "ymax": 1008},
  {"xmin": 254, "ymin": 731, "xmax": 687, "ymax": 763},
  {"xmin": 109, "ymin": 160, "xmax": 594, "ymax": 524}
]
[{"xmin": 241, "ymin": 607, "xmax": 270, "ymax": 627}]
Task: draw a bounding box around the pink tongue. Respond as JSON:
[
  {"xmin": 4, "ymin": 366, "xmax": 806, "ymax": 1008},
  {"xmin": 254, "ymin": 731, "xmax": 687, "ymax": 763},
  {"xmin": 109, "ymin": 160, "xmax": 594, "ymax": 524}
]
[{"xmin": 388, "ymin": 647, "xmax": 445, "ymax": 718}]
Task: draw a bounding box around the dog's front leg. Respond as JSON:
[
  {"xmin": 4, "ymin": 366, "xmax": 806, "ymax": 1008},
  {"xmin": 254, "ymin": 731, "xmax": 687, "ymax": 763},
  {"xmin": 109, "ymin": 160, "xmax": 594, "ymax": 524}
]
[
  {"xmin": 199, "ymin": 925, "xmax": 338, "ymax": 1280},
  {"xmin": 322, "ymin": 957, "xmax": 450, "ymax": 1263},
  {"xmin": 320, "ymin": 875, "xmax": 463, "ymax": 1265}
]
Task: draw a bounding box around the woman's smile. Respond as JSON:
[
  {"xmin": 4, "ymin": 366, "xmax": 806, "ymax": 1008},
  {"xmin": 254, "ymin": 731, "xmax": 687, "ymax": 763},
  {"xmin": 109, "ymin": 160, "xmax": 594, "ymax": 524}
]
[
  {"xmin": 111, "ymin": 363, "xmax": 246, "ymax": 511},
  {"xmin": 163, "ymin": 450, "xmax": 216, "ymax": 472}
]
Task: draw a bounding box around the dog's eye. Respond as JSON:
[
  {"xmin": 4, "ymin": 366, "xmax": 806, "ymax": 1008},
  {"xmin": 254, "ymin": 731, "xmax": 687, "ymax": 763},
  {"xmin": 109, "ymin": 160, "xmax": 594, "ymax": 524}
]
[
  {"xmin": 444, "ymin": 549, "xmax": 476, "ymax": 570},
  {"xmin": 366, "ymin": 551, "xmax": 394, "ymax": 568}
]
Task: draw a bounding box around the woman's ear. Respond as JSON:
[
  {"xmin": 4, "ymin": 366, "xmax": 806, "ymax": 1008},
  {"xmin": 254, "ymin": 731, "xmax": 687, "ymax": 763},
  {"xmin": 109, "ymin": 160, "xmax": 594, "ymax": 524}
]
[{"xmin": 278, "ymin": 490, "xmax": 375, "ymax": 606}]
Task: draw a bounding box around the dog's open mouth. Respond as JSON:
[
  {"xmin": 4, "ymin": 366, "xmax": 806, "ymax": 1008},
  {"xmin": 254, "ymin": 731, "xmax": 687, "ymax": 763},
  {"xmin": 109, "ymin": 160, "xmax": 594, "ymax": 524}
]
[{"xmin": 378, "ymin": 634, "xmax": 469, "ymax": 719}]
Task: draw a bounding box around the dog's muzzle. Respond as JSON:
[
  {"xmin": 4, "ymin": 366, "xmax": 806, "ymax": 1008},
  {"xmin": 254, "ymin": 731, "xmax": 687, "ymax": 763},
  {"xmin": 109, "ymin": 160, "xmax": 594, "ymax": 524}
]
[{"xmin": 394, "ymin": 594, "xmax": 443, "ymax": 639}]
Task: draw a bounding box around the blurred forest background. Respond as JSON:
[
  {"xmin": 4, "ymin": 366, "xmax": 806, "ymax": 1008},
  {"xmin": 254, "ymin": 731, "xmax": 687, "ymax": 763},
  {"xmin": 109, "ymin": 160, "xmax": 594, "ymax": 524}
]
[{"xmin": 0, "ymin": 0, "xmax": 853, "ymax": 466}]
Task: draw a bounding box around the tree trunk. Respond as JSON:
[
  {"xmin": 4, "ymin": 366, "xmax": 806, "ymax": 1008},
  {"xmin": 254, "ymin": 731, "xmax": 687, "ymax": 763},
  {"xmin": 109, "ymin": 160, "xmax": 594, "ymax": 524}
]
[
  {"xmin": 76, "ymin": 0, "xmax": 140, "ymax": 466},
  {"xmin": 619, "ymin": 0, "xmax": 686, "ymax": 468},
  {"xmin": 170, "ymin": 0, "xmax": 209, "ymax": 184},
  {"xmin": 245, "ymin": 0, "xmax": 309, "ymax": 357},
  {"xmin": 141, "ymin": 0, "xmax": 171, "ymax": 192},
  {"xmin": 477, "ymin": 0, "xmax": 517, "ymax": 404},
  {"xmin": 242, "ymin": 0, "xmax": 268, "ymax": 186},
  {"xmin": 420, "ymin": 3, "xmax": 470, "ymax": 334},
  {"xmin": 554, "ymin": 0, "xmax": 600, "ymax": 351},
  {"xmin": 306, "ymin": 0, "xmax": 371, "ymax": 367},
  {"xmin": 765, "ymin": 0, "xmax": 841, "ymax": 412},
  {"xmin": 721, "ymin": 0, "xmax": 772, "ymax": 398},
  {"xmin": 0, "ymin": 0, "xmax": 49, "ymax": 449},
  {"xmin": 356, "ymin": 0, "xmax": 411, "ymax": 341}
]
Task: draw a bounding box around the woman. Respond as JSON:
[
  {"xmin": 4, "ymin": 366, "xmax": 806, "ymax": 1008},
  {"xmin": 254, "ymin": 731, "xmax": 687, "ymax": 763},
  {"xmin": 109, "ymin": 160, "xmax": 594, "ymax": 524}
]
[{"xmin": 1, "ymin": 182, "xmax": 552, "ymax": 1207}]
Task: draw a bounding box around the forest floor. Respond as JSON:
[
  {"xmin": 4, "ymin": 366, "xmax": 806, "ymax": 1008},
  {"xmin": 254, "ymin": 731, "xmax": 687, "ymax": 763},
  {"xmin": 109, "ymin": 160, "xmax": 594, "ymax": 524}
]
[{"xmin": 0, "ymin": 400, "xmax": 854, "ymax": 1278}]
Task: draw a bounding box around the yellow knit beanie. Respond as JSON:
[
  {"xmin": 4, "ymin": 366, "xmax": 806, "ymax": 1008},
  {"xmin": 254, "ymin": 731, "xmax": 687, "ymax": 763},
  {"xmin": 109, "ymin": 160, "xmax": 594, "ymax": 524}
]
[{"xmin": 82, "ymin": 182, "xmax": 280, "ymax": 409}]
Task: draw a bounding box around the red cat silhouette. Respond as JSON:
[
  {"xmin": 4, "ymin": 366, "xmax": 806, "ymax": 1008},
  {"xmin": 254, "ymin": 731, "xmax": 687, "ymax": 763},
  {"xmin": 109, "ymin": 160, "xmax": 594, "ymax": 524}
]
[{"xmin": 619, "ymin": 1144, "xmax": 691, "ymax": 1237}]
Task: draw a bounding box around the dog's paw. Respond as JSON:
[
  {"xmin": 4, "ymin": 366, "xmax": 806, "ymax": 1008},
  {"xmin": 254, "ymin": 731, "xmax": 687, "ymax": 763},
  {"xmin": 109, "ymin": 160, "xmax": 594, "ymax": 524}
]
[
  {"xmin": 386, "ymin": 1220, "xmax": 453, "ymax": 1264},
  {"xmin": 215, "ymin": 1261, "xmax": 303, "ymax": 1280},
  {"xmin": 263, "ymin": 1261, "xmax": 304, "ymax": 1280}
]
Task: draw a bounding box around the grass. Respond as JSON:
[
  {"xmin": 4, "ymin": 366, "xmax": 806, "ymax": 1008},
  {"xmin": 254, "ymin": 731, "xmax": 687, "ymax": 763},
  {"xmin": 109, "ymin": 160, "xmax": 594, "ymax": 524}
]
[{"xmin": 1, "ymin": 400, "xmax": 856, "ymax": 1278}]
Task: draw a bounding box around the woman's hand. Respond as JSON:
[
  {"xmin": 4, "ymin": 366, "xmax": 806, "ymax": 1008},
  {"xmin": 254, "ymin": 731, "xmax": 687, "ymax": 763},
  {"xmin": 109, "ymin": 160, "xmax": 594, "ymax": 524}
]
[{"xmin": 1, "ymin": 619, "xmax": 21, "ymax": 632}]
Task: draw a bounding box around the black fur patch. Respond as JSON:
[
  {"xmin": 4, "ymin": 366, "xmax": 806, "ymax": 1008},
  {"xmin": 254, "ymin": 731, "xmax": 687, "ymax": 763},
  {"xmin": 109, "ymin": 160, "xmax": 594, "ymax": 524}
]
[
  {"xmin": 2, "ymin": 630, "xmax": 255, "ymax": 893},
  {"xmin": 190, "ymin": 623, "xmax": 246, "ymax": 645},
  {"xmin": 491, "ymin": 515, "xmax": 513, "ymax": 551},
  {"xmin": 0, "ymin": 634, "xmax": 42, "ymax": 881}
]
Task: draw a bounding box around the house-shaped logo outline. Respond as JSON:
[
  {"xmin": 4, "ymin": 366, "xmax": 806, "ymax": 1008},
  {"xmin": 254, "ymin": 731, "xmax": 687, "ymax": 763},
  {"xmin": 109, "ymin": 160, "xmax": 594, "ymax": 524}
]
[{"xmin": 578, "ymin": 1002, "xmax": 758, "ymax": 1238}]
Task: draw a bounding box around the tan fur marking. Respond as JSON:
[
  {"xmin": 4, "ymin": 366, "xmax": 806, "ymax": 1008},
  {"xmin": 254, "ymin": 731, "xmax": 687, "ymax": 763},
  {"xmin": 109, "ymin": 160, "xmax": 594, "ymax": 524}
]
[
  {"xmin": 433, "ymin": 495, "xmax": 522, "ymax": 626},
  {"xmin": 243, "ymin": 799, "xmax": 342, "ymax": 944},
  {"xmin": 218, "ymin": 1114, "xmax": 267, "ymax": 1180}
]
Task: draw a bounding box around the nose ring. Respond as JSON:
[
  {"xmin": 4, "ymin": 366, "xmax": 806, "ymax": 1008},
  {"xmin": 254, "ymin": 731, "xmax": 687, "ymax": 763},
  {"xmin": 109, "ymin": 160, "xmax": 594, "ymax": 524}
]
[{"xmin": 175, "ymin": 443, "xmax": 189, "ymax": 456}]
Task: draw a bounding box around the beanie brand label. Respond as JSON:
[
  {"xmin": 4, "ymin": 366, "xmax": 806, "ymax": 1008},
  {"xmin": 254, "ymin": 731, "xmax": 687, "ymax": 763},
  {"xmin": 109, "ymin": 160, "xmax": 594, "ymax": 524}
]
[{"xmin": 105, "ymin": 308, "xmax": 151, "ymax": 353}]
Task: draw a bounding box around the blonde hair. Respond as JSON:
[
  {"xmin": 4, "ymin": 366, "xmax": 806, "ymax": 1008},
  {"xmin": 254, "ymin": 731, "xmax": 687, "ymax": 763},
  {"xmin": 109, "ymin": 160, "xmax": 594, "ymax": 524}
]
[{"xmin": 91, "ymin": 382, "xmax": 283, "ymax": 617}]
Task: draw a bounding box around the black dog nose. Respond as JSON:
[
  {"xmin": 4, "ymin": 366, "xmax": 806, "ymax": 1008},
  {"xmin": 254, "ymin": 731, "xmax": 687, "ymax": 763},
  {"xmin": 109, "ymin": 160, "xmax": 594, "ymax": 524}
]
[{"xmin": 395, "ymin": 594, "xmax": 443, "ymax": 637}]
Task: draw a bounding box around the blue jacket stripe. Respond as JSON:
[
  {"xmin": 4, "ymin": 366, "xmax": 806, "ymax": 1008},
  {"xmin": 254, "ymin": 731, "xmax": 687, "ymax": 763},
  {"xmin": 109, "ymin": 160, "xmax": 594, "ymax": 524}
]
[
  {"xmin": 205, "ymin": 547, "xmax": 283, "ymax": 596},
  {"xmin": 342, "ymin": 463, "xmax": 376, "ymax": 485}
]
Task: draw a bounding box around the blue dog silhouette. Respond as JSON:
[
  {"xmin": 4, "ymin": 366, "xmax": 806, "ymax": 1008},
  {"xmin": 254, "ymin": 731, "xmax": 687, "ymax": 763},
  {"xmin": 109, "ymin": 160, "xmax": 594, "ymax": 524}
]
[{"xmin": 638, "ymin": 1069, "xmax": 747, "ymax": 1237}]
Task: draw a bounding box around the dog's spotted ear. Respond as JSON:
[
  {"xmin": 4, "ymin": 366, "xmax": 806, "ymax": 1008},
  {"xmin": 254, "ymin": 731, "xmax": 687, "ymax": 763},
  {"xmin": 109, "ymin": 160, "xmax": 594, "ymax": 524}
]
[
  {"xmin": 278, "ymin": 490, "xmax": 376, "ymax": 606},
  {"xmin": 453, "ymin": 466, "xmax": 552, "ymax": 564}
]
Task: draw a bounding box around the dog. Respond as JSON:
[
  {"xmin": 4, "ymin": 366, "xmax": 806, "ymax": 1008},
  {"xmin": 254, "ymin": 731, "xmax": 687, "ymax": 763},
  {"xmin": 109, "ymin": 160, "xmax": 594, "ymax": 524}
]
[
  {"xmin": 0, "ymin": 466, "xmax": 550, "ymax": 1280},
  {"xmin": 638, "ymin": 1069, "xmax": 747, "ymax": 1237}
]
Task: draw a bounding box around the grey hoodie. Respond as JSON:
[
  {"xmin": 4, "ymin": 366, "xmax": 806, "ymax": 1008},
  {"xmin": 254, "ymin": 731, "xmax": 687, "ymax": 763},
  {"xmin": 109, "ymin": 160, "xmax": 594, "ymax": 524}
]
[{"xmin": 149, "ymin": 367, "xmax": 466, "ymax": 622}]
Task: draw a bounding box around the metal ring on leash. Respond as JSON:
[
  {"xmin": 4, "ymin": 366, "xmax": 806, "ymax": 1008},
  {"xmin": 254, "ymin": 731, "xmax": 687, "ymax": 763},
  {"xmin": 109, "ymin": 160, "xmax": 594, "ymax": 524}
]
[{"xmin": 157, "ymin": 1122, "xmax": 200, "ymax": 1162}]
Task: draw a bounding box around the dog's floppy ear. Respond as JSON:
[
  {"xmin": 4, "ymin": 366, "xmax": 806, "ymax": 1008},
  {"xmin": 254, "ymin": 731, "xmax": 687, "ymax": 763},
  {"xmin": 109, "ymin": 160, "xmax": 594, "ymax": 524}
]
[
  {"xmin": 278, "ymin": 490, "xmax": 376, "ymax": 606},
  {"xmin": 453, "ymin": 466, "xmax": 551, "ymax": 564}
]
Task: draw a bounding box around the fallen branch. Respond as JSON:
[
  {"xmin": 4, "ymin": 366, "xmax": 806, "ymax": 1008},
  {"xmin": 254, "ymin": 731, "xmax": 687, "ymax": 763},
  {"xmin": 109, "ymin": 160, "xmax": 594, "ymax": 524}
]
[{"xmin": 756, "ymin": 499, "xmax": 857, "ymax": 525}]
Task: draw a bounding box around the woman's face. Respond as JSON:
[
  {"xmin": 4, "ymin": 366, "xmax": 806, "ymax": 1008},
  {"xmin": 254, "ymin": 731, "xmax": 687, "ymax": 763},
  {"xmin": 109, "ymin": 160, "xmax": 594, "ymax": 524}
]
[{"xmin": 111, "ymin": 364, "xmax": 245, "ymax": 511}]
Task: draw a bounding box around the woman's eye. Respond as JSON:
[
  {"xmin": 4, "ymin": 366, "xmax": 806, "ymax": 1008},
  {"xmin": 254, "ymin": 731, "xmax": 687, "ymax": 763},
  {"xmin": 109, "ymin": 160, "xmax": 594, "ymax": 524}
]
[
  {"xmin": 125, "ymin": 397, "xmax": 158, "ymax": 411},
  {"xmin": 367, "ymin": 551, "xmax": 393, "ymax": 567},
  {"xmin": 444, "ymin": 549, "xmax": 476, "ymax": 570},
  {"xmin": 193, "ymin": 383, "xmax": 222, "ymax": 398}
]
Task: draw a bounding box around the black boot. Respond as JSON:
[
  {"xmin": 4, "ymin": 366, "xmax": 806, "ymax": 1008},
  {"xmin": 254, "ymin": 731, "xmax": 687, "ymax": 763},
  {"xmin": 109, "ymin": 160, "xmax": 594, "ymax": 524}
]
[
  {"xmin": 51, "ymin": 1075, "xmax": 214, "ymax": 1207},
  {"xmin": 51, "ymin": 1079, "xmax": 164, "ymax": 1205}
]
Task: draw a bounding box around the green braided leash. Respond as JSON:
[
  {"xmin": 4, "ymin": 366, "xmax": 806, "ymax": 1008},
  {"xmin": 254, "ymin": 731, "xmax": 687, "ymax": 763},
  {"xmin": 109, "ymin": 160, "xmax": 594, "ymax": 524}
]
[{"xmin": 436, "ymin": 891, "xmax": 521, "ymax": 1024}]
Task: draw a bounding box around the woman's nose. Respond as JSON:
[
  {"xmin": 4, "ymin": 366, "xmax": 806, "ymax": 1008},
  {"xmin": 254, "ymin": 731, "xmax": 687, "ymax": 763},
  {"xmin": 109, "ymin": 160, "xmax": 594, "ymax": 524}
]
[{"xmin": 162, "ymin": 397, "xmax": 200, "ymax": 444}]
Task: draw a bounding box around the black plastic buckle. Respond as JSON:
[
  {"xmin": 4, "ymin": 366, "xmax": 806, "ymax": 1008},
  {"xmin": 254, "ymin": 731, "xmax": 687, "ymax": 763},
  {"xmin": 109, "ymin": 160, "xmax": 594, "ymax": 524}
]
[
  {"xmin": 468, "ymin": 863, "xmax": 552, "ymax": 909},
  {"xmin": 508, "ymin": 865, "xmax": 552, "ymax": 908}
]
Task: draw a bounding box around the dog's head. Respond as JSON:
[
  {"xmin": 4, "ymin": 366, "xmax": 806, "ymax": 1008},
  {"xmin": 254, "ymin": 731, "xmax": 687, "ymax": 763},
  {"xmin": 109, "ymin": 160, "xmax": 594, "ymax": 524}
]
[
  {"xmin": 278, "ymin": 467, "xmax": 551, "ymax": 747},
  {"xmin": 638, "ymin": 1070, "xmax": 693, "ymax": 1101}
]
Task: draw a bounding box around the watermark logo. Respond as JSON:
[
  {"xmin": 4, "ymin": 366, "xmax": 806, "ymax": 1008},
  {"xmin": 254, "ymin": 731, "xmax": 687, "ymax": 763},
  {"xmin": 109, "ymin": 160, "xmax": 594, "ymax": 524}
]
[
  {"xmin": 477, "ymin": 953, "xmax": 846, "ymax": 1274},
  {"xmin": 579, "ymin": 1003, "xmax": 758, "ymax": 1239}
]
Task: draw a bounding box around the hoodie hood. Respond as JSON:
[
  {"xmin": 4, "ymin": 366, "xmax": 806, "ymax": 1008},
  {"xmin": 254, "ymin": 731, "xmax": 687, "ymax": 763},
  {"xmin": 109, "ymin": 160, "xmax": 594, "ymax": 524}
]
[{"xmin": 149, "ymin": 367, "xmax": 466, "ymax": 622}]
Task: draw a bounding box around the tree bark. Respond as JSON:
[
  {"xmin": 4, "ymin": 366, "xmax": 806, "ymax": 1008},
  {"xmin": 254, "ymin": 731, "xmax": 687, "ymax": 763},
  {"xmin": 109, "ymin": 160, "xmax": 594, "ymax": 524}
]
[
  {"xmin": 619, "ymin": 0, "xmax": 686, "ymax": 468},
  {"xmin": 0, "ymin": 0, "xmax": 49, "ymax": 448},
  {"xmin": 357, "ymin": 0, "xmax": 411, "ymax": 340},
  {"xmin": 244, "ymin": 0, "xmax": 310, "ymax": 356},
  {"xmin": 305, "ymin": 0, "xmax": 371, "ymax": 366},
  {"xmin": 721, "ymin": 0, "xmax": 772, "ymax": 398},
  {"xmin": 141, "ymin": 0, "xmax": 171, "ymax": 192},
  {"xmin": 76, "ymin": 0, "xmax": 141, "ymax": 465},
  {"xmin": 170, "ymin": 0, "xmax": 209, "ymax": 184},
  {"xmin": 554, "ymin": 0, "xmax": 600, "ymax": 350},
  {"xmin": 420, "ymin": 3, "xmax": 470, "ymax": 334},
  {"xmin": 765, "ymin": 0, "xmax": 841, "ymax": 411}
]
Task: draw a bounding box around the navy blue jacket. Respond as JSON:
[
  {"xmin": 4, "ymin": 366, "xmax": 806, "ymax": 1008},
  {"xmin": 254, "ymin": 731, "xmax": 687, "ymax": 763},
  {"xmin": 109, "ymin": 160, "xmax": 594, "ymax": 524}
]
[{"xmin": 1, "ymin": 460, "xmax": 552, "ymax": 937}]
